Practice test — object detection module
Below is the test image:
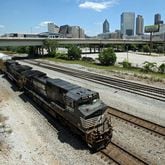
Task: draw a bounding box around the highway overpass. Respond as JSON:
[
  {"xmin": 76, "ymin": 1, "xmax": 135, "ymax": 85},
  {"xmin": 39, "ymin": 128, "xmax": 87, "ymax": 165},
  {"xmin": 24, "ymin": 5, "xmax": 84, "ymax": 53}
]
[{"xmin": 0, "ymin": 37, "xmax": 156, "ymax": 47}]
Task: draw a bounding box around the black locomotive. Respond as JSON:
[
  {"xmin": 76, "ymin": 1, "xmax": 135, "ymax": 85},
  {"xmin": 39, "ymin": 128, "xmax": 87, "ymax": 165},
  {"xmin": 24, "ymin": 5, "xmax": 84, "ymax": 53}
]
[{"xmin": 3, "ymin": 60, "xmax": 112, "ymax": 151}]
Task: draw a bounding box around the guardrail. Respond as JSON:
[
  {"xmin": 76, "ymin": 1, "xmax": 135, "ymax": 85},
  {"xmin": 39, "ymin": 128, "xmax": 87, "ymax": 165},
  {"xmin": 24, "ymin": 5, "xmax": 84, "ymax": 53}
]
[{"xmin": 0, "ymin": 37, "xmax": 163, "ymax": 47}]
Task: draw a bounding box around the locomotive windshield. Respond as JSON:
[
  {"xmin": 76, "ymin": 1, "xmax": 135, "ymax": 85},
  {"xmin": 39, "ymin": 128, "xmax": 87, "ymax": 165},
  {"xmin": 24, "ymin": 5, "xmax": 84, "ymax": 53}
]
[
  {"xmin": 78, "ymin": 98, "xmax": 107, "ymax": 119},
  {"xmin": 78, "ymin": 95, "xmax": 99, "ymax": 106}
]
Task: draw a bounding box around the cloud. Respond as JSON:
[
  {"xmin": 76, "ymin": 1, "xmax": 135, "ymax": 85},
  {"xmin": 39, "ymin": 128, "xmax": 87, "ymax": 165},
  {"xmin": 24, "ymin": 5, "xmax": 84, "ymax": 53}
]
[
  {"xmin": 79, "ymin": 0, "xmax": 119, "ymax": 12},
  {"xmin": 34, "ymin": 21, "xmax": 53, "ymax": 29},
  {"xmin": 0, "ymin": 25, "xmax": 5, "ymax": 28},
  {"xmin": 39, "ymin": 21, "xmax": 53, "ymax": 27}
]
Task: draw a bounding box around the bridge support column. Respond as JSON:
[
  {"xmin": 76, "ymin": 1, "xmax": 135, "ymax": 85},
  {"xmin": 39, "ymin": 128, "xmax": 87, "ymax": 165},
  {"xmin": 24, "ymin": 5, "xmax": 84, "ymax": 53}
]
[
  {"xmin": 89, "ymin": 47, "xmax": 92, "ymax": 53},
  {"xmin": 41, "ymin": 47, "xmax": 44, "ymax": 55},
  {"xmin": 98, "ymin": 46, "xmax": 101, "ymax": 53},
  {"xmin": 94, "ymin": 46, "xmax": 96, "ymax": 53}
]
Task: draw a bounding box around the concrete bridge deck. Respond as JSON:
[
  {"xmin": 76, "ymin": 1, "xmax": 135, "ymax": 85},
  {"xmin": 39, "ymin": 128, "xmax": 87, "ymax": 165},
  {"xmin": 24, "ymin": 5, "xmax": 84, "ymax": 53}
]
[{"xmin": 0, "ymin": 37, "xmax": 160, "ymax": 47}]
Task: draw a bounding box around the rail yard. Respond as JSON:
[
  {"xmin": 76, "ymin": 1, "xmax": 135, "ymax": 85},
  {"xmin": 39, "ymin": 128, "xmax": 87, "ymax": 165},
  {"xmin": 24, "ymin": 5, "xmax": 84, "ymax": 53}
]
[{"xmin": 0, "ymin": 56, "xmax": 165, "ymax": 165}]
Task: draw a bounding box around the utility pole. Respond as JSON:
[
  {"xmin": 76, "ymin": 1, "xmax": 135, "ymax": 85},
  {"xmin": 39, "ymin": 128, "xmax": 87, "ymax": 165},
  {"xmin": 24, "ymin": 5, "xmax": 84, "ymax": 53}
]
[
  {"xmin": 126, "ymin": 45, "xmax": 129, "ymax": 61},
  {"xmin": 164, "ymin": 32, "xmax": 165, "ymax": 56},
  {"xmin": 150, "ymin": 32, "xmax": 153, "ymax": 55}
]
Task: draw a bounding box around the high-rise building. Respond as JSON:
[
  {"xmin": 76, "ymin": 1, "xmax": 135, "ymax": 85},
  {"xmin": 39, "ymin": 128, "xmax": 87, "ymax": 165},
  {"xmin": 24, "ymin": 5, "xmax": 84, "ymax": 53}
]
[
  {"xmin": 48, "ymin": 23, "xmax": 59, "ymax": 33},
  {"xmin": 136, "ymin": 15, "xmax": 144, "ymax": 35},
  {"xmin": 154, "ymin": 13, "xmax": 164, "ymax": 25},
  {"xmin": 59, "ymin": 25, "xmax": 85, "ymax": 38},
  {"xmin": 121, "ymin": 12, "xmax": 135, "ymax": 37},
  {"xmin": 154, "ymin": 13, "xmax": 161, "ymax": 25},
  {"xmin": 79, "ymin": 28, "xmax": 85, "ymax": 38},
  {"xmin": 103, "ymin": 19, "xmax": 110, "ymax": 33}
]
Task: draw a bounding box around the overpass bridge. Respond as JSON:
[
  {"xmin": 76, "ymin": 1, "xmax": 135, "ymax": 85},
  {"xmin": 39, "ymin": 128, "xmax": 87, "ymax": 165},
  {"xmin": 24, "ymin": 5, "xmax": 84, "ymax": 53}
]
[{"xmin": 0, "ymin": 37, "xmax": 157, "ymax": 47}]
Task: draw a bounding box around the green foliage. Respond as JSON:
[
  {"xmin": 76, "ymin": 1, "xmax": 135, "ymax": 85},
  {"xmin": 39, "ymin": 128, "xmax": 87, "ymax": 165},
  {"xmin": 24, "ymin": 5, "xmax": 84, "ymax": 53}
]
[
  {"xmin": 56, "ymin": 53, "xmax": 68, "ymax": 60},
  {"xmin": 15, "ymin": 46, "xmax": 29, "ymax": 54},
  {"xmin": 43, "ymin": 39, "xmax": 58, "ymax": 56},
  {"xmin": 117, "ymin": 45, "xmax": 125, "ymax": 52},
  {"xmin": 27, "ymin": 46, "xmax": 36, "ymax": 57},
  {"xmin": 81, "ymin": 56, "xmax": 94, "ymax": 62},
  {"xmin": 68, "ymin": 45, "xmax": 81, "ymax": 60},
  {"xmin": 122, "ymin": 60, "xmax": 132, "ymax": 68},
  {"xmin": 142, "ymin": 61, "xmax": 157, "ymax": 73},
  {"xmin": 156, "ymin": 46, "xmax": 164, "ymax": 53},
  {"xmin": 142, "ymin": 45, "xmax": 150, "ymax": 53},
  {"xmin": 158, "ymin": 63, "xmax": 165, "ymax": 73},
  {"xmin": 98, "ymin": 47, "xmax": 117, "ymax": 66},
  {"xmin": 129, "ymin": 44, "xmax": 137, "ymax": 51}
]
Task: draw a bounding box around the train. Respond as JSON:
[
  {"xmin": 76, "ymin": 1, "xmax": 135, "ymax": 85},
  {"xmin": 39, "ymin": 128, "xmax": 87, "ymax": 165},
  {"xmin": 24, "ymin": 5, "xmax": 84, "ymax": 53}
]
[{"xmin": 2, "ymin": 60, "xmax": 112, "ymax": 151}]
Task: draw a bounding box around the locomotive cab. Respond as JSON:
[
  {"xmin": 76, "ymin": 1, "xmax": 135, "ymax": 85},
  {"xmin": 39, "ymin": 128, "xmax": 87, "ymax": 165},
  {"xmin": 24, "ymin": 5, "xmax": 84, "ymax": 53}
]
[{"xmin": 65, "ymin": 88, "xmax": 112, "ymax": 150}]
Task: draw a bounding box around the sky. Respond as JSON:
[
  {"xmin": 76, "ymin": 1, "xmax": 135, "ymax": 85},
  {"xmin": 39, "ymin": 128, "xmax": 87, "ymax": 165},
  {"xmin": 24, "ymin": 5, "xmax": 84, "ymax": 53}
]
[{"xmin": 0, "ymin": 0, "xmax": 164, "ymax": 36}]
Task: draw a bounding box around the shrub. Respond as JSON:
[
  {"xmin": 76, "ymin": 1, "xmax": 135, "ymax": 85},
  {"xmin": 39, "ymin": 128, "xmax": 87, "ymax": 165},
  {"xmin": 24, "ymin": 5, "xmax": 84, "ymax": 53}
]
[
  {"xmin": 122, "ymin": 60, "xmax": 132, "ymax": 68},
  {"xmin": 68, "ymin": 45, "xmax": 81, "ymax": 60},
  {"xmin": 49, "ymin": 51, "xmax": 57, "ymax": 57},
  {"xmin": 98, "ymin": 47, "xmax": 117, "ymax": 66},
  {"xmin": 158, "ymin": 63, "xmax": 165, "ymax": 73},
  {"xmin": 81, "ymin": 57, "xmax": 94, "ymax": 62},
  {"xmin": 156, "ymin": 46, "xmax": 164, "ymax": 53},
  {"xmin": 56, "ymin": 53, "xmax": 68, "ymax": 60},
  {"xmin": 142, "ymin": 45, "xmax": 150, "ymax": 53},
  {"xmin": 141, "ymin": 61, "xmax": 157, "ymax": 73}
]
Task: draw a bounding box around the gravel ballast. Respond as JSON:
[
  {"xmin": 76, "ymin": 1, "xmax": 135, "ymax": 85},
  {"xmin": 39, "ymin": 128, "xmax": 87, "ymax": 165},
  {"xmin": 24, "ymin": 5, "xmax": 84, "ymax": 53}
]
[
  {"xmin": 0, "ymin": 55, "xmax": 165, "ymax": 164},
  {"xmin": 0, "ymin": 76, "xmax": 105, "ymax": 165}
]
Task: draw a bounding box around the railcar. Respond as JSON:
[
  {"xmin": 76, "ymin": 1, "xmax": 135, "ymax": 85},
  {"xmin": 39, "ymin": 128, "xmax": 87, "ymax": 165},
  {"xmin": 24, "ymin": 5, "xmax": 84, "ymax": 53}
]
[
  {"xmin": 3, "ymin": 60, "xmax": 113, "ymax": 151},
  {"xmin": 4, "ymin": 60, "xmax": 32, "ymax": 88}
]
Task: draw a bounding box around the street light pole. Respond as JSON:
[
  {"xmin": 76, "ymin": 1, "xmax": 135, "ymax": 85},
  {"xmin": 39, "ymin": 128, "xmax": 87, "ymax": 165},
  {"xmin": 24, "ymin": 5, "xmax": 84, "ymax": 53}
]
[{"xmin": 164, "ymin": 32, "xmax": 165, "ymax": 56}]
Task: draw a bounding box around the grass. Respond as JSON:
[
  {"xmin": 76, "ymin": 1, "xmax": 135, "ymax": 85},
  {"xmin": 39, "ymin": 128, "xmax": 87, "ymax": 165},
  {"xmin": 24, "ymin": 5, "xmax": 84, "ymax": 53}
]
[
  {"xmin": 45, "ymin": 57, "xmax": 165, "ymax": 82},
  {"xmin": 0, "ymin": 59, "xmax": 5, "ymax": 71},
  {"xmin": 0, "ymin": 50, "xmax": 16, "ymax": 55}
]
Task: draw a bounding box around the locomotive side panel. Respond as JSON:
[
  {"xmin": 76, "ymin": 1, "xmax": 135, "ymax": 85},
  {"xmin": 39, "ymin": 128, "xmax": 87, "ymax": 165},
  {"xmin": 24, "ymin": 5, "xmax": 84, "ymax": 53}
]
[
  {"xmin": 46, "ymin": 78, "xmax": 79, "ymax": 108},
  {"xmin": 3, "ymin": 60, "xmax": 113, "ymax": 151}
]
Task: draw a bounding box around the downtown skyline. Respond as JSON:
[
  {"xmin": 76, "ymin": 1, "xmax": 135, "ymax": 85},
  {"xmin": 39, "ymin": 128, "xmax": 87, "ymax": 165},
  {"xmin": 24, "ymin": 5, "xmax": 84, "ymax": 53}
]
[{"xmin": 0, "ymin": 0, "xmax": 164, "ymax": 36}]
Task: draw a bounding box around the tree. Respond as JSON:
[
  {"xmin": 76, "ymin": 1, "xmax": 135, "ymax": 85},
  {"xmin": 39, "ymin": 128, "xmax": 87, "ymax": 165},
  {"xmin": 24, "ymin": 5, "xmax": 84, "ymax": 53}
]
[
  {"xmin": 16, "ymin": 46, "xmax": 28, "ymax": 54},
  {"xmin": 68, "ymin": 45, "xmax": 81, "ymax": 60},
  {"xmin": 98, "ymin": 47, "xmax": 117, "ymax": 66},
  {"xmin": 43, "ymin": 39, "xmax": 58, "ymax": 57},
  {"xmin": 129, "ymin": 44, "xmax": 137, "ymax": 51},
  {"xmin": 142, "ymin": 45, "xmax": 150, "ymax": 53}
]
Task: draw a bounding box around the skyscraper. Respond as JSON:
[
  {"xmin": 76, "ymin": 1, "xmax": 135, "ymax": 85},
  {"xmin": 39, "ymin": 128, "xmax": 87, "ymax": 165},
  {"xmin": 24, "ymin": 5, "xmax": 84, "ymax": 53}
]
[
  {"xmin": 154, "ymin": 13, "xmax": 163, "ymax": 25},
  {"xmin": 103, "ymin": 19, "xmax": 110, "ymax": 33},
  {"xmin": 136, "ymin": 15, "xmax": 144, "ymax": 35},
  {"xmin": 121, "ymin": 12, "xmax": 135, "ymax": 37},
  {"xmin": 154, "ymin": 13, "xmax": 161, "ymax": 25}
]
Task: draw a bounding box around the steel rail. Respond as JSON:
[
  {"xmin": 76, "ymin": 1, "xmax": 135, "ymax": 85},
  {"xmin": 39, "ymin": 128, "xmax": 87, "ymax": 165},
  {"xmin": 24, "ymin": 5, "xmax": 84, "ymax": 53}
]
[
  {"xmin": 22, "ymin": 60, "xmax": 165, "ymax": 102},
  {"xmin": 108, "ymin": 107, "xmax": 165, "ymax": 137},
  {"xmin": 100, "ymin": 142, "xmax": 149, "ymax": 165}
]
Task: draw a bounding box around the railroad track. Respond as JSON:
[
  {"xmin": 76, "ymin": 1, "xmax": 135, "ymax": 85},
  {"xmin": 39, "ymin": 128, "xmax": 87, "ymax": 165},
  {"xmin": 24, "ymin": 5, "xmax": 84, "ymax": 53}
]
[
  {"xmin": 22, "ymin": 59, "xmax": 165, "ymax": 102},
  {"xmin": 8, "ymin": 60, "xmax": 165, "ymax": 164},
  {"xmin": 21, "ymin": 60, "xmax": 165, "ymax": 137},
  {"xmin": 108, "ymin": 107, "xmax": 165, "ymax": 138},
  {"xmin": 99, "ymin": 142, "xmax": 149, "ymax": 165}
]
